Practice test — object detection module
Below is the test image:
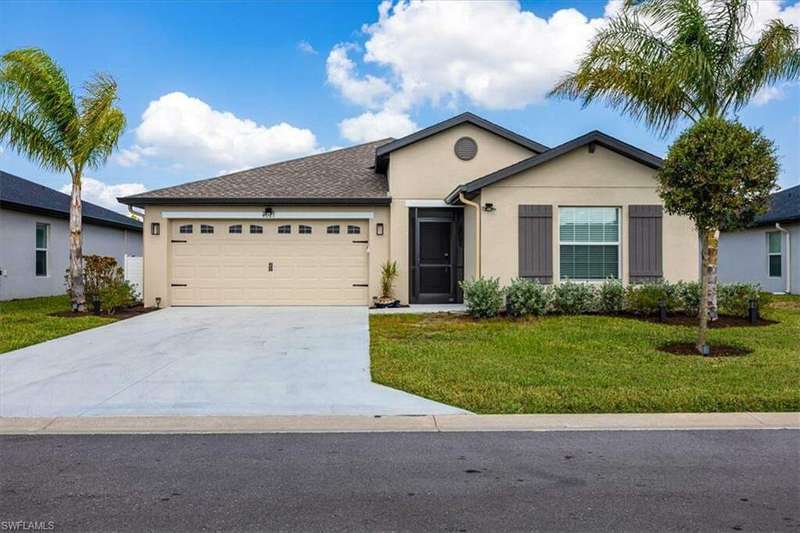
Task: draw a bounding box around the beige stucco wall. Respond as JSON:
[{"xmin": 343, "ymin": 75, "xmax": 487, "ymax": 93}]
[
  {"xmin": 387, "ymin": 123, "xmax": 536, "ymax": 303},
  {"xmin": 478, "ymin": 145, "xmax": 699, "ymax": 286},
  {"xmin": 141, "ymin": 205, "xmax": 389, "ymax": 307}
]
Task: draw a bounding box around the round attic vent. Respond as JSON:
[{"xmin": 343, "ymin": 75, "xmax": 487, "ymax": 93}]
[{"xmin": 454, "ymin": 137, "xmax": 478, "ymax": 161}]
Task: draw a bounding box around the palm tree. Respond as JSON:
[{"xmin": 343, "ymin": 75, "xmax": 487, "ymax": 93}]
[
  {"xmin": 0, "ymin": 48, "xmax": 126, "ymax": 311},
  {"xmin": 551, "ymin": 0, "xmax": 799, "ymax": 320}
]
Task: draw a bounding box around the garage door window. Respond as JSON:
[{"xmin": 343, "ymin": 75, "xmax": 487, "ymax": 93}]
[
  {"xmin": 250, "ymin": 225, "xmax": 263, "ymax": 234},
  {"xmin": 179, "ymin": 224, "xmax": 193, "ymax": 234},
  {"xmin": 299, "ymin": 225, "xmax": 312, "ymax": 234},
  {"xmin": 347, "ymin": 225, "xmax": 361, "ymax": 235},
  {"xmin": 200, "ymin": 224, "xmax": 214, "ymax": 234},
  {"xmin": 327, "ymin": 225, "xmax": 340, "ymax": 234},
  {"xmin": 278, "ymin": 225, "xmax": 291, "ymax": 234},
  {"xmin": 229, "ymin": 224, "xmax": 242, "ymax": 234}
]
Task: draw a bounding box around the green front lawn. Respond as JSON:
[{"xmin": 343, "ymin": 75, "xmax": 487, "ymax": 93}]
[
  {"xmin": 0, "ymin": 295, "xmax": 117, "ymax": 354},
  {"xmin": 370, "ymin": 295, "xmax": 800, "ymax": 413}
]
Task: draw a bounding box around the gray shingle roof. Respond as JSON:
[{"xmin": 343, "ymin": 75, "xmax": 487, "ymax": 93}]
[
  {"xmin": 754, "ymin": 184, "xmax": 800, "ymax": 226},
  {"xmin": 119, "ymin": 139, "xmax": 393, "ymax": 207},
  {"xmin": 1, "ymin": 170, "xmax": 143, "ymax": 231}
]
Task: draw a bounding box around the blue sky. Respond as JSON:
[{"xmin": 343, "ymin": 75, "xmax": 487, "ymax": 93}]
[{"xmin": 1, "ymin": 0, "xmax": 798, "ymax": 212}]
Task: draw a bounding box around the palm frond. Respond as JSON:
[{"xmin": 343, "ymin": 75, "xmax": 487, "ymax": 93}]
[
  {"xmin": 77, "ymin": 72, "xmax": 126, "ymax": 169},
  {"xmin": 0, "ymin": 48, "xmax": 79, "ymax": 154},
  {"xmin": 0, "ymin": 108, "xmax": 69, "ymax": 172},
  {"xmin": 727, "ymin": 20, "xmax": 800, "ymax": 112}
]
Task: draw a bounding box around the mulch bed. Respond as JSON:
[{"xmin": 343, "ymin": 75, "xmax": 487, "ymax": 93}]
[
  {"xmin": 49, "ymin": 304, "xmax": 158, "ymax": 320},
  {"xmin": 622, "ymin": 313, "xmax": 777, "ymax": 328},
  {"xmin": 659, "ymin": 342, "xmax": 753, "ymax": 357}
]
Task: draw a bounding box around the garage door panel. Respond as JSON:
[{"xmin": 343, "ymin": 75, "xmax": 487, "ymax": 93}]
[{"xmin": 170, "ymin": 219, "xmax": 369, "ymax": 305}]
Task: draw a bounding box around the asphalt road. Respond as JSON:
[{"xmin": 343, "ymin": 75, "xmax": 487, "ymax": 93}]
[{"xmin": 1, "ymin": 430, "xmax": 797, "ymax": 532}]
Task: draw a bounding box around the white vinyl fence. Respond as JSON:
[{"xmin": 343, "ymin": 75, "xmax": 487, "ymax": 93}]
[{"xmin": 124, "ymin": 255, "xmax": 143, "ymax": 302}]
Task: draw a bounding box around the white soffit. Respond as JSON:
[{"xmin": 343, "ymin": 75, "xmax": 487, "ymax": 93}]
[{"xmin": 160, "ymin": 211, "xmax": 374, "ymax": 220}]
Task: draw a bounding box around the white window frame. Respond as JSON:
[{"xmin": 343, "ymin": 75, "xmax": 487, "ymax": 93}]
[
  {"xmin": 767, "ymin": 231, "xmax": 782, "ymax": 278},
  {"xmin": 35, "ymin": 222, "xmax": 49, "ymax": 277},
  {"xmin": 558, "ymin": 207, "xmax": 621, "ymax": 281}
]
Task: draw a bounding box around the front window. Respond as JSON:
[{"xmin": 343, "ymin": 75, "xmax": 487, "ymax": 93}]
[
  {"xmin": 768, "ymin": 232, "xmax": 782, "ymax": 277},
  {"xmin": 559, "ymin": 207, "xmax": 619, "ymax": 280},
  {"xmin": 35, "ymin": 223, "xmax": 49, "ymax": 277}
]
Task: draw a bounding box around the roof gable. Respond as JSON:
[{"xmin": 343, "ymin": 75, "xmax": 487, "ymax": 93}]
[
  {"xmin": 375, "ymin": 112, "xmax": 548, "ymax": 173},
  {"xmin": 446, "ymin": 130, "xmax": 662, "ymax": 202},
  {"xmin": 0, "ymin": 171, "xmax": 142, "ymax": 231}
]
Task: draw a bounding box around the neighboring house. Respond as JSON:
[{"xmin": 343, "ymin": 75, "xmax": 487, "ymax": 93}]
[
  {"xmin": 119, "ymin": 112, "xmax": 699, "ymax": 307},
  {"xmin": 719, "ymin": 184, "xmax": 799, "ymax": 294},
  {"xmin": 0, "ymin": 171, "xmax": 143, "ymax": 301}
]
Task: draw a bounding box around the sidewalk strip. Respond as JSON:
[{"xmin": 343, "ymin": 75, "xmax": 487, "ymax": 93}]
[{"xmin": 0, "ymin": 413, "xmax": 797, "ymax": 435}]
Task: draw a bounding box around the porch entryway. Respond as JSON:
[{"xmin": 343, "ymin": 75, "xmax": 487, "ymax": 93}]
[{"xmin": 409, "ymin": 207, "xmax": 464, "ymax": 304}]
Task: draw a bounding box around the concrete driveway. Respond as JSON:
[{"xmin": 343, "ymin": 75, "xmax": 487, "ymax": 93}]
[{"xmin": 0, "ymin": 307, "xmax": 465, "ymax": 417}]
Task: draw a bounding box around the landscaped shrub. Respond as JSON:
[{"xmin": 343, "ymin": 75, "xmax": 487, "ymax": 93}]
[
  {"xmin": 625, "ymin": 281, "xmax": 677, "ymax": 315},
  {"xmin": 64, "ymin": 255, "xmax": 137, "ymax": 313},
  {"xmin": 718, "ymin": 283, "xmax": 766, "ymax": 317},
  {"xmin": 550, "ymin": 280, "xmax": 596, "ymax": 314},
  {"xmin": 505, "ymin": 278, "xmax": 548, "ymax": 317},
  {"xmin": 460, "ymin": 277, "xmax": 504, "ymax": 318},
  {"xmin": 674, "ymin": 280, "xmax": 701, "ymax": 316},
  {"xmin": 597, "ymin": 279, "xmax": 625, "ymax": 314}
]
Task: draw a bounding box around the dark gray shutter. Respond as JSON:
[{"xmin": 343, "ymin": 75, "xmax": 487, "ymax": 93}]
[
  {"xmin": 519, "ymin": 205, "xmax": 552, "ymax": 283},
  {"xmin": 629, "ymin": 205, "xmax": 663, "ymax": 283}
]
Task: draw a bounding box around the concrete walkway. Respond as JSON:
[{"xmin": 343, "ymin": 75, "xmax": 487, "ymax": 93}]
[
  {"xmin": 1, "ymin": 412, "xmax": 796, "ymax": 434},
  {"xmin": 0, "ymin": 307, "xmax": 465, "ymax": 417}
]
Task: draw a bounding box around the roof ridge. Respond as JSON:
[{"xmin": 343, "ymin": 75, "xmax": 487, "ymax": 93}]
[{"xmin": 126, "ymin": 137, "xmax": 393, "ymax": 200}]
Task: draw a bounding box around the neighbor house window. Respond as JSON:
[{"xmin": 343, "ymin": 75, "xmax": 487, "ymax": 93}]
[
  {"xmin": 327, "ymin": 225, "xmax": 340, "ymax": 234},
  {"xmin": 347, "ymin": 225, "xmax": 361, "ymax": 235},
  {"xmin": 768, "ymin": 232, "xmax": 782, "ymax": 277},
  {"xmin": 250, "ymin": 225, "xmax": 263, "ymax": 234},
  {"xmin": 299, "ymin": 225, "xmax": 312, "ymax": 234},
  {"xmin": 179, "ymin": 224, "xmax": 193, "ymax": 234},
  {"xmin": 278, "ymin": 225, "xmax": 291, "ymax": 234},
  {"xmin": 229, "ymin": 224, "xmax": 242, "ymax": 234},
  {"xmin": 35, "ymin": 223, "xmax": 49, "ymax": 277},
  {"xmin": 559, "ymin": 207, "xmax": 620, "ymax": 280},
  {"xmin": 200, "ymin": 224, "xmax": 214, "ymax": 234}
]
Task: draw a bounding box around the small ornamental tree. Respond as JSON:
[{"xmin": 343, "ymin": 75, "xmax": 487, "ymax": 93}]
[{"xmin": 659, "ymin": 117, "xmax": 778, "ymax": 353}]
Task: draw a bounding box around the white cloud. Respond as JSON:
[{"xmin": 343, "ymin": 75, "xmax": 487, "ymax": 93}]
[
  {"xmin": 746, "ymin": 0, "xmax": 800, "ymax": 40},
  {"xmin": 339, "ymin": 110, "xmax": 417, "ymax": 143},
  {"xmin": 61, "ymin": 177, "xmax": 146, "ymax": 214},
  {"xmin": 753, "ymin": 84, "xmax": 787, "ymax": 106},
  {"xmin": 117, "ymin": 92, "xmax": 318, "ymax": 172},
  {"xmin": 327, "ymin": 43, "xmax": 395, "ymax": 109},
  {"xmin": 298, "ymin": 40, "xmax": 318, "ymax": 55}
]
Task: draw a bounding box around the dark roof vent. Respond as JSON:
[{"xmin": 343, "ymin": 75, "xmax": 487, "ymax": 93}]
[{"xmin": 454, "ymin": 137, "xmax": 478, "ymax": 161}]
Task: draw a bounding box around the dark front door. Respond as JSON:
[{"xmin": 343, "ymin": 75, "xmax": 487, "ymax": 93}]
[{"xmin": 410, "ymin": 208, "xmax": 463, "ymax": 304}]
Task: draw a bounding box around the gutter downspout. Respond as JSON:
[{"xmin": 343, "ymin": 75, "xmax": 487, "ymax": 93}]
[
  {"xmin": 459, "ymin": 192, "xmax": 481, "ymax": 278},
  {"xmin": 776, "ymin": 223, "xmax": 791, "ymax": 294}
]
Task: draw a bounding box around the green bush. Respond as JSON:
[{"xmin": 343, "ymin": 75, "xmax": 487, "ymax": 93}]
[
  {"xmin": 718, "ymin": 283, "xmax": 765, "ymax": 317},
  {"xmin": 597, "ymin": 279, "xmax": 625, "ymax": 314},
  {"xmin": 625, "ymin": 281, "xmax": 676, "ymax": 315},
  {"xmin": 505, "ymin": 278, "xmax": 548, "ymax": 317},
  {"xmin": 674, "ymin": 280, "xmax": 701, "ymax": 316},
  {"xmin": 99, "ymin": 277, "xmax": 136, "ymax": 315},
  {"xmin": 551, "ymin": 280, "xmax": 596, "ymax": 314},
  {"xmin": 460, "ymin": 277, "xmax": 504, "ymax": 318}
]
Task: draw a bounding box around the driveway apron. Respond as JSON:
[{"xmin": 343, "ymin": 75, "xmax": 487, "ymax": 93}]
[{"xmin": 0, "ymin": 307, "xmax": 465, "ymax": 417}]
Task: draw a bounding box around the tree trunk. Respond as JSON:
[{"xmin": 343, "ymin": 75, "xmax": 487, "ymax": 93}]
[
  {"xmin": 697, "ymin": 231, "xmax": 710, "ymax": 354},
  {"xmin": 706, "ymin": 229, "xmax": 719, "ymax": 321},
  {"xmin": 69, "ymin": 173, "xmax": 86, "ymax": 312}
]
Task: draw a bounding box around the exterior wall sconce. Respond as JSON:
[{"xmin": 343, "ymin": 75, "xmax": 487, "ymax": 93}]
[
  {"xmin": 263, "ymin": 207, "xmax": 274, "ymax": 218},
  {"xmin": 151, "ymin": 222, "xmax": 160, "ymax": 236},
  {"xmin": 376, "ymin": 223, "xmax": 384, "ymax": 236},
  {"xmin": 483, "ymin": 203, "xmax": 496, "ymax": 212}
]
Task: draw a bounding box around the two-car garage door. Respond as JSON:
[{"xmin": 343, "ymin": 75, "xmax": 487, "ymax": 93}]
[{"xmin": 169, "ymin": 219, "xmax": 369, "ymax": 305}]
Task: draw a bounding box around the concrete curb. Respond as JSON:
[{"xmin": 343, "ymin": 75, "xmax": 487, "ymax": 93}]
[{"xmin": 0, "ymin": 412, "xmax": 797, "ymax": 435}]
